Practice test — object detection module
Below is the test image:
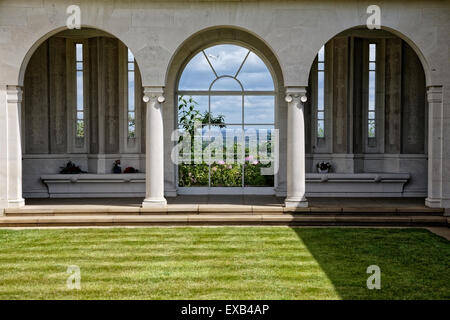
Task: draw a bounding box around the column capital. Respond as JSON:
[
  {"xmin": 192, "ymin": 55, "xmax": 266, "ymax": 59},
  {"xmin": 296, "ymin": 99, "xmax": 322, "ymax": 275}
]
[
  {"xmin": 143, "ymin": 86, "xmax": 165, "ymax": 105},
  {"xmin": 285, "ymin": 86, "xmax": 307, "ymax": 97},
  {"xmin": 426, "ymin": 85, "xmax": 443, "ymax": 104},
  {"xmin": 285, "ymin": 86, "xmax": 307, "ymax": 104},
  {"xmin": 143, "ymin": 86, "xmax": 164, "ymax": 97},
  {"xmin": 6, "ymin": 85, "xmax": 23, "ymax": 103}
]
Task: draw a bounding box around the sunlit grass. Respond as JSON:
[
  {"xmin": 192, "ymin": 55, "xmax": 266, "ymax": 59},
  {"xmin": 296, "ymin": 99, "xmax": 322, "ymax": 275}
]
[{"xmin": 0, "ymin": 227, "xmax": 448, "ymax": 299}]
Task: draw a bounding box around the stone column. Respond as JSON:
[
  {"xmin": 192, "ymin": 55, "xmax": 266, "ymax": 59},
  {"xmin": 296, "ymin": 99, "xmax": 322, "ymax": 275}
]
[
  {"xmin": 425, "ymin": 86, "xmax": 445, "ymax": 209},
  {"xmin": 0, "ymin": 86, "xmax": 25, "ymax": 212},
  {"xmin": 142, "ymin": 86, "xmax": 167, "ymax": 207},
  {"xmin": 284, "ymin": 86, "xmax": 308, "ymax": 208}
]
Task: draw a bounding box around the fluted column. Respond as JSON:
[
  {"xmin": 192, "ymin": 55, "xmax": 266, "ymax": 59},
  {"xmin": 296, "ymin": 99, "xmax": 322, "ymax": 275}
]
[
  {"xmin": 284, "ymin": 86, "xmax": 308, "ymax": 208},
  {"xmin": 0, "ymin": 86, "xmax": 25, "ymax": 213},
  {"xmin": 425, "ymin": 86, "xmax": 449, "ymax": 210},
  {"xmin": 142, "ymin": 86, "xmax": 167, "ymax": 207}
]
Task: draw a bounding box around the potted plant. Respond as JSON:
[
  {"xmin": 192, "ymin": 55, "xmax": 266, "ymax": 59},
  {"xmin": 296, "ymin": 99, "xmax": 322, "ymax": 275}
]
[
  {"xmin": 316, "ymin": 161, "xmax": 331, "ymax": 173},
  {"xmin": 59, "ymin": 161, "xmax": 86, "ymax": 174},
  {"xmin": 113, "ymin": 160, "xmax": 122, "ymax": 174}
]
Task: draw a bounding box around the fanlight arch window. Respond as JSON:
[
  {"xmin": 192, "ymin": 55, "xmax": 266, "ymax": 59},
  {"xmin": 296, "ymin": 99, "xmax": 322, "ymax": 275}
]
[{"xmin": 177, "ymin": 44, "xmax": 276, "ymax": 188}]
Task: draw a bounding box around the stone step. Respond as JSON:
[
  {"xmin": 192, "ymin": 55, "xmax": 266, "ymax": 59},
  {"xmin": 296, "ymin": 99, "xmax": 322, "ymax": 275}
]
[
  {"xmin": 3, "ymin": 206, "xmax": 444, "ymax": 216},
  {"xmin": 0, "ymin": 214, "xmax": 448, "ymax": 228}
]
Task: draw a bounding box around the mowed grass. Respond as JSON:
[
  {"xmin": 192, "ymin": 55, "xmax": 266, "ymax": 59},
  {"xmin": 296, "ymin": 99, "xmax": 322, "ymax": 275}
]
[{"xmin": 0, "ymin": 227, "xmax": 448, "ymax": 299}]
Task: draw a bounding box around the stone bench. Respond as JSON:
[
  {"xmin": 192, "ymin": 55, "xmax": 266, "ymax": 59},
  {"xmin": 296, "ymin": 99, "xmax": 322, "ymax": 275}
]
[
  {"xmin": 41, "ymin": 172, "xmax": 410, "ymax": 198},
  {"xmin": 41, "ymin": 174, "xmax": 146, "ymax": 198},
  {"xmin": 305, "ymin": 173, "xmax": 410, "ymax": 197}
]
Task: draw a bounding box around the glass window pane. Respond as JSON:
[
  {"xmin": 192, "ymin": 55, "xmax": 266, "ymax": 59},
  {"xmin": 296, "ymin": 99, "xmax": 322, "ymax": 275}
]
[
  {"xmin": 204, "ymin": 44, "xmax": 249, "ymax": 76},
  {"xmin": 223, "ymin": 124, "xmax": 245, "ymax": 163},
  {"xmin": 369, "ymin": 70, "xmax": 376, "ymax": 110},
  {"xmin": 77, "ymin": 112, "xmax": 83, "ymax": 120},
  {"xmin": 318, "ymin": 111, "xmax": 324, "ymax": 120},
  {"xmin": 318, "ymin": 62, "xmax": 324, "ymax": 71},
  {"xmin": 178, "ymin": 52, "xmax": 217, "ymax": 90},
  {"xmin": 76, "ymin": 43, "xmax": 83, "ymax": 61},
  {"xmin": 128, "ymin": 62, "xmax": 134, "ymax": 71},
  {"xmin": 210, "ymin": 95, "xmax": 242, "ymax": 124},
  {"xmin": 317, "ymin": 120, "xmax": 325, "ymax": 138},
  {"xmin": 179, "ymin": 164, "xmax": 210, "ymax": 187},
  {"xmin": 177, "ymin": 95, "xmax": 208, "ymax": 125},
  {"xmin": 368, "ymin": 111, "xmax": 375, "ymax": 120},
  {"xmin": 128, "ymin": 71, "xmax": 135, "ymax": 111},
  {"xmin": 244, "ymin": 125, "xmax": 275, "ymax": 164},
  {"xmin": 211, "ymin": 163, "xmax": 242, "ymax": 187},
  {"xmin": 244, "ymin": 163, "xmax": 274, "ymax": 186},
  {"xmin": 210, "ymin": 77, "xmax": 242, "ymax": 91},
  {"xmin": 210, "ymin": 124, "xmax": 243, "ymax": 187},
  {"xmin": 237, "ymin": 52, "xmax": 274, "ymax": 91},
  {"xmin": 128, "ymin": 112, "xmax": 136, "ymax": 138},
  {"xmin": 76, "ymin": 120, "xmax": 84, "ymax": 137},
  {"xmin": 368, "ymin": 120, "xmax": 376, "ymax": 138},
  {"xmin": 369, "ymin": 71, "xmax": 376, "ymax": 89},
  {"xmin": 76, "ymin": 71, "xmax": 83, "ymax": 111},
  {"xmin": 76, "ymin": 62, "xmax": 83, "ymax": 70},
  {"xmin": 369, "ymin": 43, "xmax": 376, "ymax": 61},
  {"xmin": 244, "ymin": 96, "xmax": 274, "ymax": 124},
  {"xmin": 318, "ymin": 71, "xmax": 324, "ymax": 110},
  {"xmin": 318, "ymin": 45, "xmax": 325, "ymax": 62},
  {"xmin": 369, "ymin": 62, "xmax": 376, "ymax": 71},
  {"xmin": 127, "ymin": 48, "xmax": 134, "ymax": 62}
]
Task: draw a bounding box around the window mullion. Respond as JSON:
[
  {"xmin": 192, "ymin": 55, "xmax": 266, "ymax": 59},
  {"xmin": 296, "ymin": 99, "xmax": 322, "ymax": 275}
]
[
  {"xmin": 317, "ymin": 45, "xmax": 325, "ymax": 139},
  {"xmin": 368, "ymin": 43, "xmax": 377, "ymax": 139}
]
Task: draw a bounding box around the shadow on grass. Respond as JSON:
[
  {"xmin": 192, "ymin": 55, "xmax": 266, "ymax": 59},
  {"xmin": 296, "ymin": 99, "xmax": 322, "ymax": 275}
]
[{"xmin": 291, "ymin": 227, "xmax": 450, "ymax": 300}]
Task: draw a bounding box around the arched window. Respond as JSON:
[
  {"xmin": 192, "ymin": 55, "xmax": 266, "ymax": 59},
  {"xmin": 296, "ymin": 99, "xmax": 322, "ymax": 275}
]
[{"xmin": 177, "ymin": 44, "xmax": 276, "ymax": 189}]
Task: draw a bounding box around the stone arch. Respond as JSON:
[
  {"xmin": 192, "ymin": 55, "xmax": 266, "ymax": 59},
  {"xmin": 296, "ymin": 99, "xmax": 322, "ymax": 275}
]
[
  {"xmin": 303, "ymin": 25, "xmax": 429, "ymax": 198},
  {"xmin": 162, "ymin": 26, "xmax": 288, "ymax": 195},
  {"xmin": 166, "ymin": 26, "xmax": 285, "ymax": 91},
  {"xmin": 18, "ymin": 24, "xmax": 142, "ymax": 86},
  {"xmin": 20, "ymin": 26, "xmax": 148, "ymax": 199},
  {"xmin": 302, "ymin": 25, "xmax": 431, "ymax": 87}
]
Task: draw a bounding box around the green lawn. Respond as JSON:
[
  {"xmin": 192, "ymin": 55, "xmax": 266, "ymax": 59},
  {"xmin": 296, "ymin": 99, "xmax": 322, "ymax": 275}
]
[{"xmin": 0, "ymin": 227, "xmax": 448, "ymax": 299}]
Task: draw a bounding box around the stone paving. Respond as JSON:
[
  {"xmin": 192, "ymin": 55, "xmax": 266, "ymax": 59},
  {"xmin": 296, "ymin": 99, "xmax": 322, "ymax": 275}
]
[
  {"xmin": 22, "ymin": 196, "xmax": 435, "ymax": 209},
  {"xmin": 0, "ymin": 196, "xmax": 447, "ymax": 228}
]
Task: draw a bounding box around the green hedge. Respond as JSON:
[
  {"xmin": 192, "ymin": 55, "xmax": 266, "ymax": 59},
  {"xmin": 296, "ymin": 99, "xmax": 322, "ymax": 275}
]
[{"xmin": 179, "ymin": 162, "xmax": 274, "ymax": 187}]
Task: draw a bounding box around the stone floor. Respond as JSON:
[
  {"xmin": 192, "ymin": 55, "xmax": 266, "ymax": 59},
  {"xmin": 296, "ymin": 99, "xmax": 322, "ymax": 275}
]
[{"xmin": 24, "ymin": 196, "xmax": 430, "ymax": 209}]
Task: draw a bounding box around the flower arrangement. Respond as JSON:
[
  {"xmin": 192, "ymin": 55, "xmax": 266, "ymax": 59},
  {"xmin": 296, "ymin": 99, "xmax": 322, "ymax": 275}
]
[
  {"xmin": 123, "ymin": 167, "xmax": 139, "ymax": 173},
  {"xmin": 316, "ymin": 161, "xmax": 332, "ymax": 173}
]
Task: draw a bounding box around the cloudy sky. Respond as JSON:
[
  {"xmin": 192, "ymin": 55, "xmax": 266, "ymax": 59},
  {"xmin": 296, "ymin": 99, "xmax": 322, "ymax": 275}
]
[{"xmin": 178, "ymin": 44, "xmax": 275, "ymax": 125}]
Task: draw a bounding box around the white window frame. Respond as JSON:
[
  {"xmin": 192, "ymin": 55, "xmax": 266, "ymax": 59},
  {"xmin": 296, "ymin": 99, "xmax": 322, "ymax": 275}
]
[
  {"xmin": 119, "ymin": 42, "xmax": 141, "ymax": 154},
  {"xmin": 176, "ymin": 44, "xmax": 277, "ymax": 192},
  {"xmin": 67, "ymin": 38, "xmax": 89, "ymax": 153},
  {"xmin": 363, "ymin": 38, "xmax": 385, "ymax": 153}
]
